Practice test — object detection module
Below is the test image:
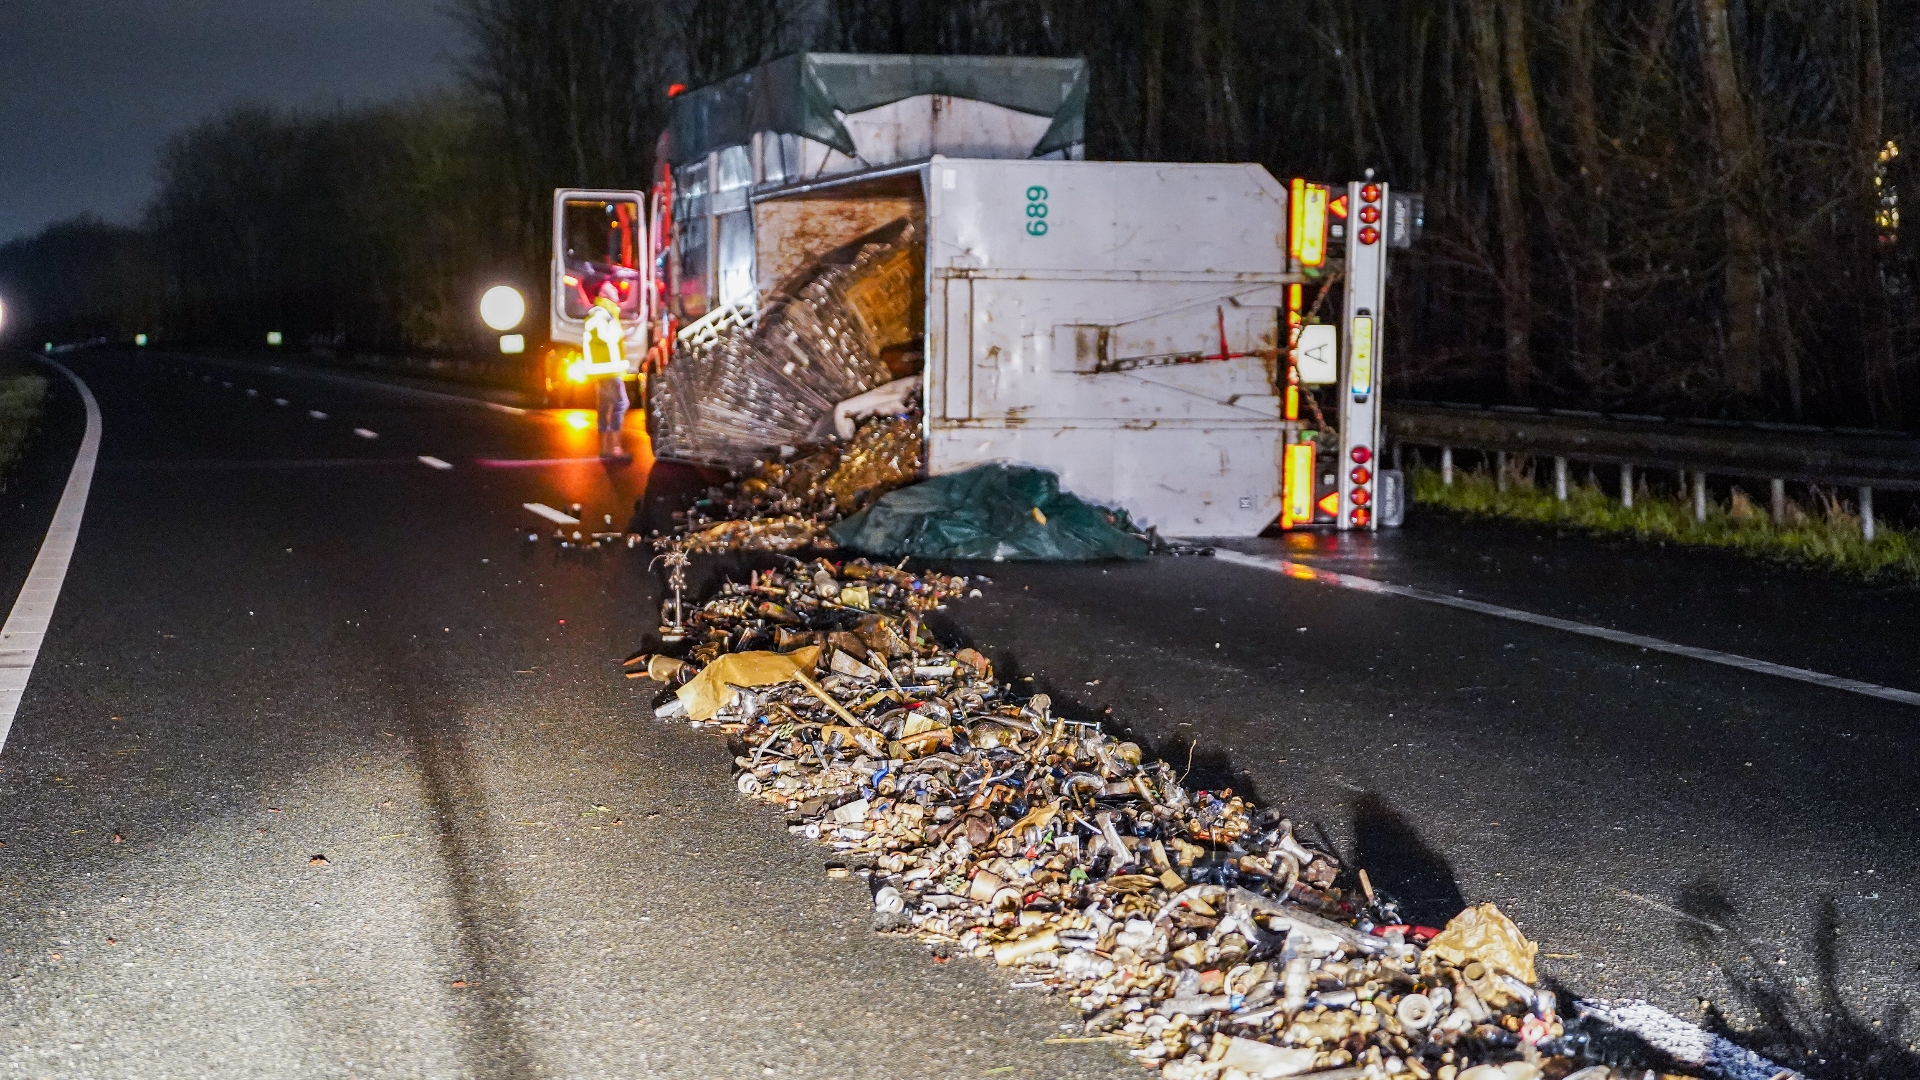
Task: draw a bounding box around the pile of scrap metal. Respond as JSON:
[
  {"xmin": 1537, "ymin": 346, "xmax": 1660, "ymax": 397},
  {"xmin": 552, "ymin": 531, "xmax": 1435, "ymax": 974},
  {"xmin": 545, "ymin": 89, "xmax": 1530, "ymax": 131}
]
[
  {"xmin": 650, "ymin": 219, "xmax": 925, "ymax": 470},
  {"xmin": 675, "ymin": 413, "xmax": 924, "ymax": 553},
  {"xmin": 628, "ymin": 559, "xmax": 1686, "ymax": 1080}
]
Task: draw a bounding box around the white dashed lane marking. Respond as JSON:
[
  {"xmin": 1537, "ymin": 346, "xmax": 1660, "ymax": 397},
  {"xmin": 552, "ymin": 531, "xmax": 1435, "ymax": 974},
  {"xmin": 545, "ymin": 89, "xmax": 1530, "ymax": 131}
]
[
  {"xmin": 250, "ymin": 362, "xmax": 528, "ymax": 416},
  {"xmin": 171, "ymin": 359, "xmax": 492, "ymax": 484}
]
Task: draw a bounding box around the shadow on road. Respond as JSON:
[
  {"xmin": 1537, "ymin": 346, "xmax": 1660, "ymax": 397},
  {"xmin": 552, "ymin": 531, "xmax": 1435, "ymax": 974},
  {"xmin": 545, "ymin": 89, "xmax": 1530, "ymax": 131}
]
[
  {"xmin": 385, "ymin": 659, "xmax": 540, "ymax": 1080},
  {"xmin": 628, "ymin": 459, "xmax": 724, "ymax": 539},
  {"xmin": 1679, "ymin": 880, "xmax": 1918, "ymax": 1079},
  {"xmin": 1348, "ymin": 792, "xmax": 1468, "ymax": 928}
]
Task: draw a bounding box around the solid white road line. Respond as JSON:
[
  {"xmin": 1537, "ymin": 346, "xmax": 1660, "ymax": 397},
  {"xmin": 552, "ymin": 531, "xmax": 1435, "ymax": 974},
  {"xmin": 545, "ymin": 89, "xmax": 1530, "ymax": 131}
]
[
  {"xmin": 1210, "ymin": 548, "xmax": 1920, "ymax": 708},
  {"xmin": 523, "ymin": 502, "xmax": 579, "ymax": 525},
  {"xmin": 1575, "ymin": 999, "xmax": 1800, "ymax": 1080},
  {"xmin": 418, "ymin": 456, "xmax": 453, "ymax": 470},
  {"xmin": 0, "ymin": 358, "xmax": 102, "ymax": 751},
  {"xmin": 307, "ymin": 410, "xmax": 328, "ymax": 420},
  {"xmin": 353, "ymin": 428, "xmax": 378, "ymax": 439}
]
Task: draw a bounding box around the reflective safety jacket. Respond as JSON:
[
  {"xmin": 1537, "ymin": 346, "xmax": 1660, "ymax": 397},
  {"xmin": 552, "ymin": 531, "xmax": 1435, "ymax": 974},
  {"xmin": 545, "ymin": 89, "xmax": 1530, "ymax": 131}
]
[{"xmin": 579, "ymin": 299, "xmax": 629, "ymax": 377}]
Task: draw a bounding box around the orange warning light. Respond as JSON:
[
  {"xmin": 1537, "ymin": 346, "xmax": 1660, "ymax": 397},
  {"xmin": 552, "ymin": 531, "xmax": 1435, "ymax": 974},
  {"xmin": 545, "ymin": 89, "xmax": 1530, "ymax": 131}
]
[
  {"xmin": 1285, "ymin": 443, "xmax": 1316, "ymax": 527},
  {"xmin": 1289, "ymin": 180, "xmax": 1329, "ymax": 268},
  {"xmin": 1289, "ymin": 179, "xmax": 1306, "ymax": 260}
]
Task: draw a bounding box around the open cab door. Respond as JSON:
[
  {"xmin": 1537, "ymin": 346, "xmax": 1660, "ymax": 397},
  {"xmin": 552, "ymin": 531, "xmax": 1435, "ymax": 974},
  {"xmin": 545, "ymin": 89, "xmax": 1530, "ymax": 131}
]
[{"xmin": 550, "ymin": 189, "xmax": 651, "ymax": 349}]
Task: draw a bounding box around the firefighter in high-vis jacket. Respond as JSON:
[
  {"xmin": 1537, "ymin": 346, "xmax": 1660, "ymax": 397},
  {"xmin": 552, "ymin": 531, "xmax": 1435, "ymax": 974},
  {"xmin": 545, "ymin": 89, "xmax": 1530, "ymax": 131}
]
[{"xmin": 578, "ymin": 282, "xmax": 632, "ymax": 458}]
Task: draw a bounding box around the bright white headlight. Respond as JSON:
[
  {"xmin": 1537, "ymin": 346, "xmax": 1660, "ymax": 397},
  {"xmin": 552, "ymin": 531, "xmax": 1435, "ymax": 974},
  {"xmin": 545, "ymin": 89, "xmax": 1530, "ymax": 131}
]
[{"xmin": 479, "ymin": 285, "xmax": 526, "ymax": 332}]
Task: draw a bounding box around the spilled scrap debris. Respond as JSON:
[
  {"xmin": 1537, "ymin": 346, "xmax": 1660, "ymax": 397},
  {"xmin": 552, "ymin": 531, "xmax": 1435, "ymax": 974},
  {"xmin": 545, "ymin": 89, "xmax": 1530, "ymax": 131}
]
[
  {"xmin": 528, "ymin": 503, "xmax": 638, "ymax": 552},
  {"xmin": 626, "ymin": 557, "xmax": 1732, "ymax": 1080},
  {"xmin": 676, "ymin": 414, "xmax": 925, "ymax": 553}
]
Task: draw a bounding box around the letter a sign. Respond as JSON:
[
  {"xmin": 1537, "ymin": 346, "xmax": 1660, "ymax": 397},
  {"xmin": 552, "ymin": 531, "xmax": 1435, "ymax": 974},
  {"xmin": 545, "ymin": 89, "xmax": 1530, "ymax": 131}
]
[{"xmin": 1295, "ymin": 323, "xmax": 1338, "ymax": 385}]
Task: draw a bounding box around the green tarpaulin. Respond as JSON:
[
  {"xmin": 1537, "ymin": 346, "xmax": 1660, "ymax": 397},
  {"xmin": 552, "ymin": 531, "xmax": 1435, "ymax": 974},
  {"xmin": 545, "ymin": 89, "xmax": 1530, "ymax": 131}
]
[
  {"xmin": 829, "ymin": 465, "xmax": 1148, "ymax": 561},
  {"xmin": 669, "ymin": 53, "xmax": 1088, "ymax": 166}
]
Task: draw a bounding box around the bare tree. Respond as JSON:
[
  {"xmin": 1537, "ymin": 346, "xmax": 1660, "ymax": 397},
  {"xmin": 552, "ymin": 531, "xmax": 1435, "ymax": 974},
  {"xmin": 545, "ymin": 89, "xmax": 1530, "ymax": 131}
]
[
  {"xmin": 13, "ymin": 0, "xmax": 1915, "ymax": 428},
  {"xmin": 1693, "ymin": 0, "xmax": 1768, "ymax": 401},
  {"xmin": 1469, "ymin": 0, "xmax": 1533, "ymax": 396},
  {"xmin": 457, "ymin": 0, "xmax": 673, "ymax": 199},
  {"xmin": 669, "ymin": 0, "xmax": 788, "ymax": 86}
]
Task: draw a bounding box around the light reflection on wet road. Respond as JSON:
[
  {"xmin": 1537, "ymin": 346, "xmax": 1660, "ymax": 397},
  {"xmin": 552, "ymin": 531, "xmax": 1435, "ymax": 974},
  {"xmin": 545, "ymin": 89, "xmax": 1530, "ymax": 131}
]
[{"xmin": 0, "ymin": 349, "xmax": 1908, "ymax": 1079}]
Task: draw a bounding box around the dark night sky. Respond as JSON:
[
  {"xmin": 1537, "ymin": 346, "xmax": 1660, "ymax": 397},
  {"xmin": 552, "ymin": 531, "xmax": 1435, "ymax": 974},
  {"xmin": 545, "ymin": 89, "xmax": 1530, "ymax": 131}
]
[{"xmin": 0, "ymin": 0, "xmax": 463, "ymax": 242}]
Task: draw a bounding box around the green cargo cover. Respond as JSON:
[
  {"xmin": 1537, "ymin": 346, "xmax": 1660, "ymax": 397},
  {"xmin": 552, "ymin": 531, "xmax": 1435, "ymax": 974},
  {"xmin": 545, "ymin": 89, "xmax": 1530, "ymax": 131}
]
[{"xmin": 668, "ymin": 53, "xmax": 1088, "ymax": 166}]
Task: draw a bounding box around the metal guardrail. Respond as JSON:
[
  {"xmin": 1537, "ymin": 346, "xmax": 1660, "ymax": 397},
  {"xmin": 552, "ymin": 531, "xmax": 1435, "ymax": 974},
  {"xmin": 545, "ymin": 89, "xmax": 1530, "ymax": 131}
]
[{"xmin": 1385, "ymin": 401, "xmax": 1920, "ymax": 538}]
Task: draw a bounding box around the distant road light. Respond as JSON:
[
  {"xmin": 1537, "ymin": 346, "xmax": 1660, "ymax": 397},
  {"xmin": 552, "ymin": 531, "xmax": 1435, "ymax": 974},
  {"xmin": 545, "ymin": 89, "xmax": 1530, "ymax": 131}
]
[
  {"xmin": 135, "ymin": 333, "xmax": 148, "ymax": 346},
  {"xmin": 499, "ymin": 334, "xmax": 526, "ymax": 354},
  {"xmin": 480, "ymin": 285, "xmax": 526, "ymax": 332},
  {"xmin": 266, "ymin": 331, "xmax": 283, "ymax": 346}
]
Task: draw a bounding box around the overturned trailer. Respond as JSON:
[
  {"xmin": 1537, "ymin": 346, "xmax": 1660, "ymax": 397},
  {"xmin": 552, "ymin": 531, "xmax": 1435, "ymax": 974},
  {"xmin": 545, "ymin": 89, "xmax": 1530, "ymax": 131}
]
[{"xmin": 551, "ymin": 54, "xmax": 1415, "ymax": 536}]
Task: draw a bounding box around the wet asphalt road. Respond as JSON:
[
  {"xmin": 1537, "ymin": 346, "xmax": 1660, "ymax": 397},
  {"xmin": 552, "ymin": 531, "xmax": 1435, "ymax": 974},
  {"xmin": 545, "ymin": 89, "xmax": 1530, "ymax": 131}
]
[{"xmin": 0, "ymin": 347, "xmax": 1915, "ymax": 1079}]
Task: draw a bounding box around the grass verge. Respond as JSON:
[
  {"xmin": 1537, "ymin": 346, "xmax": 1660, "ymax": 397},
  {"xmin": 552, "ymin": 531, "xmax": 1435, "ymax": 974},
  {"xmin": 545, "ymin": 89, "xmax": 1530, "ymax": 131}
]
[
  {"xmin": 1411, "ymin": 464, "xmax": 1920, "ymax": 585},
  {"xmin": 0, "ymin": 370, "xmax": 50, "ymax": 490}
]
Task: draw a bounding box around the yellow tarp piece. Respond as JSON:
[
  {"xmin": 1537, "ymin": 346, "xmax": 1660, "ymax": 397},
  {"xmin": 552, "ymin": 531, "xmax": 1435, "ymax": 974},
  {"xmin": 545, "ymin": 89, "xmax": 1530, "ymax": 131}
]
[
  {"xmin": 676, "ymin": 646, "xmax": 821, "ymax": 722},
  {"xmin": 1423, "ymin": 903, "xmax": 1538, "ymax": 983}
]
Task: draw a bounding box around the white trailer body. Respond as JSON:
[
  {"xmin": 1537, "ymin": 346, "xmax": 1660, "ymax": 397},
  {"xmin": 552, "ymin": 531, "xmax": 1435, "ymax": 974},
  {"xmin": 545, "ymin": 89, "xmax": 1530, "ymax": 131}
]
[{"xmin": 919, "ymin": 158, "xmax": 1289, "ymax": 536}]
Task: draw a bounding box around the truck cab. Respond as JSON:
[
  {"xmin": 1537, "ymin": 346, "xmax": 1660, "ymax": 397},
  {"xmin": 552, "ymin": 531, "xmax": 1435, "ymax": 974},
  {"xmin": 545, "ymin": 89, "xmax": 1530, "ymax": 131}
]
[{"xmin": 543, "ymin": 187, "xmax": 663, "ymax": 407}]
